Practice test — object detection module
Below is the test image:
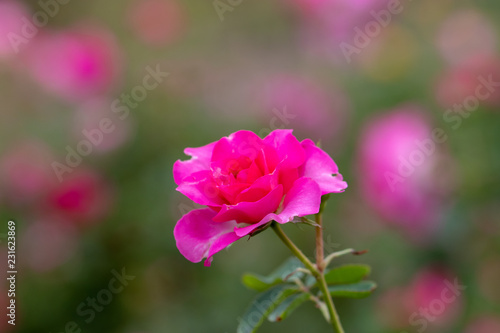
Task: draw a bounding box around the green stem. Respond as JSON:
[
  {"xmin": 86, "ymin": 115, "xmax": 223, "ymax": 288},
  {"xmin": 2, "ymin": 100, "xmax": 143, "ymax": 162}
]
[
  {"xmin": 316, "ymin": 212, "xmax": 325, "ymax": 272},
  {"xmin": 317, "ymin": 267, "xmax": 345, "ymax": 333},
  {"xmin": 271, "ymin": 222, "xmax": 318, "ymax": 275},
  {"xmin": 315, "ymin": 213, "xmax": 345, "ymax": 333},
  {"xmin": 271, "ymin": 222, "xmax": 345, "ymax": 333}
]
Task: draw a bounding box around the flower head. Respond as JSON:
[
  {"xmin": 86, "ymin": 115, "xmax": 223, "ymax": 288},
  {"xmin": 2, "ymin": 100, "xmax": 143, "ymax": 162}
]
[
  {"xmin": 26, "ymin": 24, "xmax": 122, "ymax": 101},
  {"xmin": 173, "ymin": 129, "xmax": 347, "ymax": 266},
  {"xmin": 358, "ymin": 106, "xmax": 452, "ymax": 241}
]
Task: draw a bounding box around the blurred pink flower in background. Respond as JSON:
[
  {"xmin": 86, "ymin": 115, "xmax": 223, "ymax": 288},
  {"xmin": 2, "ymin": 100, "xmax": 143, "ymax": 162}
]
[
  {"xmin": 465, "ymin": 316, "xmax": 500, "ymax": 333},
  {"xmin": 259, "ymin": 74, "xmax": 349, "ymax": 144},
  {"xmin": 0, "ymin": 141, "xmax": 56, "ymax": 206},
  {"xmin": 286, "ymin": 0, "xmax": 388, "ymax": 60},
  {"xmin": 74, "ymin": 99, "xmax": 133, "ymax": 153},
  {"xmin": 358, "ymin": 106, "xmax": 451, "ymax": 242},
  {"xmin": 45, "ymin": 169, "xmax": 113, "ymax": 225},
  {"xmin": 25, "ymin": 24, "xmax": 122, "ymax": 101},
  {"xmin": 435, "ymin": 54, "xmax": 500, "ymax": 109},
  {"xmin": 20, "ymin": 218, "xmax": 79, "ymax": 272},
  {"xmin": 377, "ymin": 266, "xmax": 463, "ymax": 331},
  {"xmin": 127, "ymin": 0, "xmax": 185, "ymax": 47},
  {"xmin": 436, "ymin": 9, "xmax": 497, "ymax": 66},
  {"xmin": 0, "ymin": 0, "xmax": 29, "ymax": 59},
  {"xmin": 286, "ymin": 0, "xmax": 386, "ymax": 37},
  {"xmin": 322, "ymin": 0, "xmax": 389, "ymax": 42},
  {"xmin": 408, "ymin": 267, "xmax": 463, "ymax": 328},
  {"xmin": 0, "ymin": 142, "xmax": 114, "ymax": 227}
]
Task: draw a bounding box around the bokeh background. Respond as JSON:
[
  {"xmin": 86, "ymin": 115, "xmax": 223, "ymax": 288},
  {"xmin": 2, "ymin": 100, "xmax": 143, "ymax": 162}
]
[{"xmin": 1, "ymin": 0, "xmax": 500, "ymax": 332}]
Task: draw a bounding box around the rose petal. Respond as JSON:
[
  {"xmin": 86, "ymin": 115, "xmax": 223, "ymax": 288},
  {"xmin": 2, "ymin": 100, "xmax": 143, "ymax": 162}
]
[
  {"xmin": 217, "ymin": 182, "xmax": 249, "ymax": 205},
  {"xmin": 173, "ymin": 141, "xmax": 216, "ymax": 184},
  {"xmin": 236, "ymin": 159, "xmax": 263, "ymax": 184},
  {"xmin": 254, "ymin": 146, "xmax": 279, "ymax": 174},
  {"xmin": 263, "ymin": 129, "xmax": 306, "ymax": 169},
  {"xmin": 173, "ymin": 208, "xmax": 240, "ymax": 266},
  {"xmin": 235, "ymin": 173, "xmax": 278, "ymax": 203},
  {"xmin": 203, "ymin": 232, "xmax": 241, "ymax": 267},
  {"xmin": 212, "ymin": 130, "xmax": 265, "ymax": 162},
  {"xmin": 272, "ymin": 177, "xmax": 322, "ymax": 223},
  {"xmin": 213, "ymin": 184, "xmax": 284, "ymax": 223},
  {"xmin": 211, "ymin": 155, "xmax": 252, "ymax": 176},
  {"xmin": 277, "ymin": 166, "xmax": 299, "ymax": 193},
  {"xmin": 176, "ymin": 170, "xmax": 226, "ymax": 206},
  {"xmin": 234, "ymin": 177, "xmax": 321, "ymax": 237},
  {"xmin": 298, "ymin": 139, "xmax": 348, "ymax": 194}
]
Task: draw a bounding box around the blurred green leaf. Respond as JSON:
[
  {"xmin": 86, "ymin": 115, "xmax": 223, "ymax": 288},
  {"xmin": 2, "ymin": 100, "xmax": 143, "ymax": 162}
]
[
  {"xmin": 242, "ymin": 257, "xmax": 304, "ymax": 291},
  {"xmin": 305, "ymin": 274, "xmax": 316, "ymax": 287},
  {"xmin": 237, "ymin": 285, "xmax": 298, "ymax": 333},
  {"xmin": 267, "ymin": 292, "xmax": 310, "ymax": 322},
  {"xmin": 328, "ymin": 281, "xmax": 377, "ymax": 299},
  {"xmin": 242, "ymin": 274, "xmax": 275, "ymax": 292},
  {"xmin": 323, "ymin": 264, "xmax": 371, "ymax": 285}
]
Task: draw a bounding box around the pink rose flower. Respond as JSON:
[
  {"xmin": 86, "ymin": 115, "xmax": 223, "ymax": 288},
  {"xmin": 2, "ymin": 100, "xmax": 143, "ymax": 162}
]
[
  {"xmin": 408, "ymin": 267, "xmax": 463, "ymax": 328},
  {"xmin": 45, "ymin": 169, "xmax": 113, "ymax": 225},
  {"xmin": 26, "ymin": 24, "xmax": 122, "ymax": 101},
  {"xmin": 377, "ymin": 266, "xmax": 463, "ymax": 330},
  {"xmin": 358, "ymin": 106, "xmax": 452, "ymax": 242},
  {"xmin": 435, "ymin": 54, "xmax": 500, "ymax": 109},
  {"xmin": 173, "ymin": 129, "xmax": 347, "ymax": 266}
]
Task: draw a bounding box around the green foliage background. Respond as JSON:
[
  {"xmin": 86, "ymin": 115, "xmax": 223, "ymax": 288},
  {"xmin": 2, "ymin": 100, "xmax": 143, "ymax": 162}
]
[{"xmin": 1, "ymin": 0, "xmax": 500, "ymax": 332}]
